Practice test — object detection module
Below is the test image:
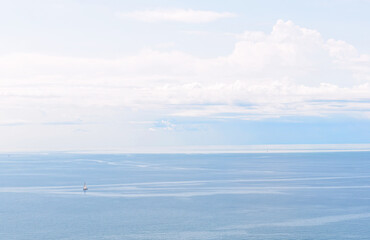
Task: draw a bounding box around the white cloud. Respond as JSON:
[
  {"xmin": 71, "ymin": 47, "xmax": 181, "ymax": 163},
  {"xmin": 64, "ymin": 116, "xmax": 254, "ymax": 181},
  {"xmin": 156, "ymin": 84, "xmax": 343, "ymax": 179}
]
[
  {"xmin": 117, "ymin": 9, "xmax": 236, "ymax": 23},
  {"xmin": 1, "ymin": 20, "xmax": 370, "ymax": 124},
  {"xmin": 148, "ymin": 120, "xmax": 176, "ymax": 131}
]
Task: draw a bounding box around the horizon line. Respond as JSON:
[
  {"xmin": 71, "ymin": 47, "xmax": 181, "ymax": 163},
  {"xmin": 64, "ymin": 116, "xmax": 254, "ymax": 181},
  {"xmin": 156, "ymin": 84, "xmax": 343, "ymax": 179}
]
[{"xmin": 1, "ymin": 143, "xmax": 370, "ymax": 154}]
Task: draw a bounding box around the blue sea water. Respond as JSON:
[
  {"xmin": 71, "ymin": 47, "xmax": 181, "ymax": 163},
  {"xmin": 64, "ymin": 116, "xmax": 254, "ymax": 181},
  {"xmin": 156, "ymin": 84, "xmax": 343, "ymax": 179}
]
[{"xmin": 1, "ymin": 152, "xmax": 370, "ymax": 239}]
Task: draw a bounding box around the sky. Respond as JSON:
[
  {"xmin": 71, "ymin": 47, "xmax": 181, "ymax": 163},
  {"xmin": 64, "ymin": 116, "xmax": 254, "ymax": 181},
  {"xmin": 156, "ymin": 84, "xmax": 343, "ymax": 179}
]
[{"xmin": 1, "ymin": 0, "xmax": 370, "ymax": 152}]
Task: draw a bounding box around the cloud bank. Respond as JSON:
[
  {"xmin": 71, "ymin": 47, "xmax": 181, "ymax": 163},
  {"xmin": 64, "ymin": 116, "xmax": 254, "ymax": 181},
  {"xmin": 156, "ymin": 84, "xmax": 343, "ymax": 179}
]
[{"xmin": 1, "ymin": 20, "xmax": 370, "ymax": 125}]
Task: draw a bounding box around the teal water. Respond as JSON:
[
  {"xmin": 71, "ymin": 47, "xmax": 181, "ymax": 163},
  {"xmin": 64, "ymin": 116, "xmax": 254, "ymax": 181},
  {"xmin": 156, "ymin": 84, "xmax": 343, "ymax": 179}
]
[{"xmin": 1, "ymin": 152, "xmax": 370, "ymax": 239}]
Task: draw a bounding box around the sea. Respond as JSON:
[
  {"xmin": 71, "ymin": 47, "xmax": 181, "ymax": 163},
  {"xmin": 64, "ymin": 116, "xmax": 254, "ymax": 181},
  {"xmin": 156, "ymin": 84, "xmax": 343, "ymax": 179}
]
[{"xmin": 1, "ymin": 152, "xmax": 370, "ymax": 239}]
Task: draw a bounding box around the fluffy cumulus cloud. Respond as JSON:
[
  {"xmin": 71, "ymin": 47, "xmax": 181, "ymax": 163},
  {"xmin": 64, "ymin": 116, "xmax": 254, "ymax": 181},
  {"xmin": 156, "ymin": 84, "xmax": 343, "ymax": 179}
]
[
  {"xmin": 1, "ymin": 20, "xmax": 370, "ymax": 125},
  {"xmin": 117, "ymin": 9, "xmax": 236, "ymax": 23}
]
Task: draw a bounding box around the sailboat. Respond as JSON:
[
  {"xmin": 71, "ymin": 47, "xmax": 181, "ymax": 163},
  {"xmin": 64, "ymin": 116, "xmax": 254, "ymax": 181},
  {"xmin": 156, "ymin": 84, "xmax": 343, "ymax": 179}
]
[{"xmin": 83, "ymin": 182, "xmax": 88, "ymax": 191}]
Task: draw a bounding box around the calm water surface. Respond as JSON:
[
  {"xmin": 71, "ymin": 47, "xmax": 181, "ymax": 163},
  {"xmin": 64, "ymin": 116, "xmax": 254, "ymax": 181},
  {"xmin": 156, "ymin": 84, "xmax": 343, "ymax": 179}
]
[{"xmin": 1, "ymin": 152, "xmax": 370, "ymax": 239}]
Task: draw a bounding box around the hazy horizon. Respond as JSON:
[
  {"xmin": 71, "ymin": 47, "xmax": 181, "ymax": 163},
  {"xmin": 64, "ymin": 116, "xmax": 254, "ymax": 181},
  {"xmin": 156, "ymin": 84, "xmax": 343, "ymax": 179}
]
[{"xmin": 1, "ymin": 143, "xmax": 370, "ymax": 154}]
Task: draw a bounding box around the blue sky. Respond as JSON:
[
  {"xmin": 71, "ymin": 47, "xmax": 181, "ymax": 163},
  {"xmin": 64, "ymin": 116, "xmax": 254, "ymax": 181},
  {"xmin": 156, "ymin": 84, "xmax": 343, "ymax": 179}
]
[{"xmin": 1, "ymin": 0, "xmax": 370, "ymax": 152}]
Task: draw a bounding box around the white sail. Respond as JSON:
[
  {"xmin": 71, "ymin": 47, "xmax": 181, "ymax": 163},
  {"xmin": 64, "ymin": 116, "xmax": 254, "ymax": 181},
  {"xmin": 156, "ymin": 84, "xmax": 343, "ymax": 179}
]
[{"xmin": 83, "ymin": 182, "xmax": 88, "ymax": 191}]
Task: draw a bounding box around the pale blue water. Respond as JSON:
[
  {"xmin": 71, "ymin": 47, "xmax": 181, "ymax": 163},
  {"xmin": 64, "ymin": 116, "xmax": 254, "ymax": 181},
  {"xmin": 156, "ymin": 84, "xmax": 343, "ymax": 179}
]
[{"xmin": 1, "ymin": 152, "xmax": 370, "ymax": 239}]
